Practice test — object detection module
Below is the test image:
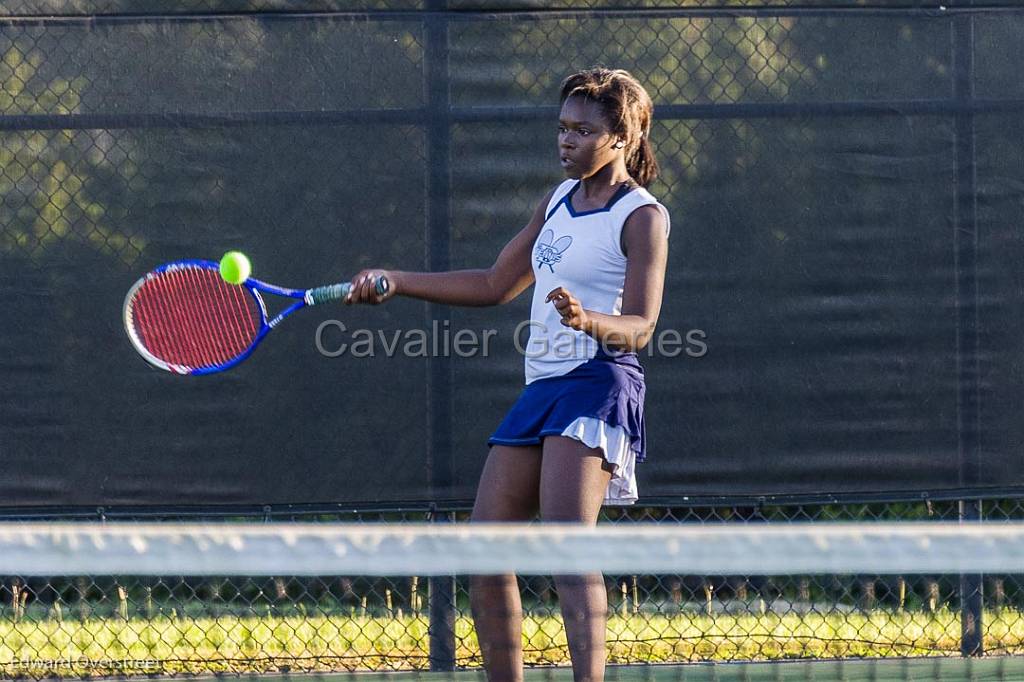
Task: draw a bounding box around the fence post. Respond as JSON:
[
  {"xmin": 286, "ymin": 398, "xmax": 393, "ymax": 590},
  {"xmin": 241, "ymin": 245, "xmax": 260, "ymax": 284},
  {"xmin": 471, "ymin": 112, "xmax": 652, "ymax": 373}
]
[
  {"xmin": 959, "ymin": 499, "xmax": 984, "ymax": 657},
  {"xmin": 951, "ymin": 7, "xmax": 983, "ymax": 660},
  {"xmin": 425, "ymin": 1, "xmax": 457, "ymax": 672},
  {"xmin": 424, "ymin": 0, "xmax": 453, "ymax": 518},
  {"xmin": 423, "ymin": 0, "xmax": 456, "ymax": 667},
  {"xmin": 428, "ymin": 509, "xmax": 458, "ymax": 671}
]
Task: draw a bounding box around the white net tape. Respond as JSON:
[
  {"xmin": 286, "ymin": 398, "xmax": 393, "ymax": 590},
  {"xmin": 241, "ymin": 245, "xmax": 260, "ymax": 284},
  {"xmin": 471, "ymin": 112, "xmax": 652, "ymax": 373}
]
[{"xmin": 0, "ymin": 521, "xmax": 1022, "ymax": 576}]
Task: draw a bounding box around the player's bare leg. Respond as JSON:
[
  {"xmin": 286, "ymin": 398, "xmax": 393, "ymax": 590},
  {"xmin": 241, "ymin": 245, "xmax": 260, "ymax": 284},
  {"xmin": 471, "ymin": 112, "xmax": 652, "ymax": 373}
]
[
  {"xmin": 540, "ymin": 436, "xmax": 614, "ymax": 682},
  {"xmin": 470, "ymin": 445, "xmax": 542, "ymax": 682}
]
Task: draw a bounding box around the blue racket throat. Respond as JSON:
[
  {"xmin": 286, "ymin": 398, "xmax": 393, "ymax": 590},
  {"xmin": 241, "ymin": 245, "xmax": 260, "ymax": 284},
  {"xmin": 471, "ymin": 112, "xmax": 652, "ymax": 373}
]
[{"xmin": 123, "ymin": 259, "xmax": 389, "ymax": 376}]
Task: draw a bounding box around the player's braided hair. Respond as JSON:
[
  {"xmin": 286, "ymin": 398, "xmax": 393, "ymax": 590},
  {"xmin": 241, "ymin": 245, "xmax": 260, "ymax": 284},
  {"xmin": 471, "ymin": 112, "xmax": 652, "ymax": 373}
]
[{"xmin": 559, "ymin": 67, "xmax": 659, "ymax": 187}]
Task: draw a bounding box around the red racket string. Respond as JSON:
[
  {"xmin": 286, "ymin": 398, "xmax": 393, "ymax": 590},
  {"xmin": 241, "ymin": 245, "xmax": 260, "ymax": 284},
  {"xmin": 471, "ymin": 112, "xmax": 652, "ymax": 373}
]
[
  {"xmin": 209, "ymin": 270, "xmax": 257, "ymax": 356},
  {"xmin": 152, "ymin": 269, "xmax": 204, "ymax": 366},
  {"xmin": 177, "ymin": 267, "xmax": 233, "ymax": 367},
  {"xmin": 170, "ymin": 268, "xmax": 220, "ymax": 367},
  {"xmin": 174, "ymin": 268, "xmax": 254, "ymax": 366},
  {"xmin": 133, "ymin": 282, "xmax": 171, "ymax": 362},
  {"xmin": 178, "ymin": 267, "xmax": 259, "ymax": 366},
  {"xmin": 135, "ymin": 269, "xmax": 209, "ymax": 367},
  {"xmin": 130, "ymin": 267, "xmax": 261, "ymax": 368}
]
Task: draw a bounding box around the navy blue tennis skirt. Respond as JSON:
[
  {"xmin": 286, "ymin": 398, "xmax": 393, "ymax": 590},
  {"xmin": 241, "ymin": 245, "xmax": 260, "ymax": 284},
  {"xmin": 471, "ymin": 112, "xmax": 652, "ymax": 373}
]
[{"xmin": 488, "ymin": 350, "xmax": 647, "ymax": 461}]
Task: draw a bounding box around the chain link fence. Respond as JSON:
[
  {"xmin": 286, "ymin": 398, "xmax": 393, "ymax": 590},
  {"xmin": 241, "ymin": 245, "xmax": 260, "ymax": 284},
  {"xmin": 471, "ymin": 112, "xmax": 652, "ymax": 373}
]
[
  {"xmin": 0, "ymin": 498, "xmax": 1020, "ymax": 678},
  {"xmin": 2, "ymin": 1, "xmax": 1018, "ymax": 504},
  {"xmin": 2, "ymin": 3, "xmax": 1023, "ymax": 678}
]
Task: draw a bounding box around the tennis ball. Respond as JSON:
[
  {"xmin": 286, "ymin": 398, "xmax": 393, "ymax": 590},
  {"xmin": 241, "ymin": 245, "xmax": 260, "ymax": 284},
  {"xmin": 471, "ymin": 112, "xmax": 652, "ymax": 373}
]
[{"xmin": 219, "ymin": 251, "xmax": 251, "ymax": 284}]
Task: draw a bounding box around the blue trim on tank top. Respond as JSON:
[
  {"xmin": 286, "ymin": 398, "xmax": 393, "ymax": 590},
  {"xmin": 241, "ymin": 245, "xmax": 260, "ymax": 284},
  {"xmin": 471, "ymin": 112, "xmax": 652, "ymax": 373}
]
[{"xmin": 545, "ymin": 181, "xmax": 635, "ymax": 221}]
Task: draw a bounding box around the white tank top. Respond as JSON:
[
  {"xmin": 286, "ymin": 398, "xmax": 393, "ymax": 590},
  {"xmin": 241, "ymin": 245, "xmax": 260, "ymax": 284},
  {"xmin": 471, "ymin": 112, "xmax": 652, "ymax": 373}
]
[{"xmin": 524, "ymin": 179, "xmax": 671, "ymax": 384}]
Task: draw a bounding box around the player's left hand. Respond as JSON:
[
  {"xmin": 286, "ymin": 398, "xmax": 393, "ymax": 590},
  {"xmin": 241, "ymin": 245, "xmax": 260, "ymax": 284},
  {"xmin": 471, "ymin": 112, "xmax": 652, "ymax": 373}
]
[{"xmin": 545, "ymin": 287, "xmax": 589, "ymax": 331}]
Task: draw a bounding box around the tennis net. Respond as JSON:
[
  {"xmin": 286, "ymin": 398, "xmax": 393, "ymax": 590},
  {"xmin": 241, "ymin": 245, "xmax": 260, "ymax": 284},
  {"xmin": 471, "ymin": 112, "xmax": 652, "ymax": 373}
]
[{"xmin": 0, "ymin": 522, "xmax": 1022, "ymax": 680}]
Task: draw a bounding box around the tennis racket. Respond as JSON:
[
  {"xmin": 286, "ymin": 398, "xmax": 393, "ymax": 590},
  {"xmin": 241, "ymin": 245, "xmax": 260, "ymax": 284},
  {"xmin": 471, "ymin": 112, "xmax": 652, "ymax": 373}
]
[{"xmin": 123, "ymin": 259, "xmax": 388, "ymax": 375}]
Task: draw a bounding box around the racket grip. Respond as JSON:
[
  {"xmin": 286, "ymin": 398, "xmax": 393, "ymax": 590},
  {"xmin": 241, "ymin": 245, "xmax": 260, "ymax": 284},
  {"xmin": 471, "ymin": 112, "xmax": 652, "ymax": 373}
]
[{"xmin": 307, "ymin": 276, "xmax": 389, "ymax": 305}]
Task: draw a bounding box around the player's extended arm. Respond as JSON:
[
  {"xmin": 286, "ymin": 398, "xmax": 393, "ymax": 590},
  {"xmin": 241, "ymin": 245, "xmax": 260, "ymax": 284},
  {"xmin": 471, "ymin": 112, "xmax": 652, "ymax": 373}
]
[{"xmin": 346, "ymin": 188, "xmax": 555, "ymax": 307}]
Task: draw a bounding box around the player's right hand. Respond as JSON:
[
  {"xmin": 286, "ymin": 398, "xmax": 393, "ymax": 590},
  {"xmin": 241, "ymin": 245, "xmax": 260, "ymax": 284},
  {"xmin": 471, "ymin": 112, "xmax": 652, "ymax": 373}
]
[{"xmin": 345, "ymin": 269, "xmax": 394, "ymax": 305}]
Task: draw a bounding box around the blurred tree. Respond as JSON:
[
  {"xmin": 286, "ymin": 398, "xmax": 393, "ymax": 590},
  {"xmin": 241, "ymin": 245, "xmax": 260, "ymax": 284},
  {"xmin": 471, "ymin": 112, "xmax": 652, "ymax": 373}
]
[{"xmin": 0, "ymin": 42, "xmax": 144, "ymax": 263}]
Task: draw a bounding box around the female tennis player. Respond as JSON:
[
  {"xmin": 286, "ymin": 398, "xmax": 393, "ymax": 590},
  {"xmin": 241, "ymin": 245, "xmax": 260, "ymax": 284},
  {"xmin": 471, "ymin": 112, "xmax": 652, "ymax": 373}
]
[{"xmin": 346, "ymin": 67, "xmax": 670, "ymax": 682}]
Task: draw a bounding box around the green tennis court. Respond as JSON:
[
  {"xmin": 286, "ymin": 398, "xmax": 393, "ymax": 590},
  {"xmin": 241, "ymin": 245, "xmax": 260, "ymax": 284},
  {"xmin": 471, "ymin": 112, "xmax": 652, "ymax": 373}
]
[{"xmin": 205, "ymin": 658, "xmax": 1024, "ymax": 682}]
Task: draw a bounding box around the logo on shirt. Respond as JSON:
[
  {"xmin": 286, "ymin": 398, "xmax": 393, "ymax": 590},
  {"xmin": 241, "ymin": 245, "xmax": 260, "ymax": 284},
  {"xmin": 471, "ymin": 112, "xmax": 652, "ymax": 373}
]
[{"xmin": 534, "ymin": 229, "xmax": 573, "ymax": 272}]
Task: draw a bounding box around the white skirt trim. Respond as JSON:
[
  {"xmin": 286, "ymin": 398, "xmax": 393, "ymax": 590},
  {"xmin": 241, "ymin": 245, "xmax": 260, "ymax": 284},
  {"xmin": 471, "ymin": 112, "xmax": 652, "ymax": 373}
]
[{"xmin": 560, "ymin": 416, "xmax": 638, "ymax": 506}]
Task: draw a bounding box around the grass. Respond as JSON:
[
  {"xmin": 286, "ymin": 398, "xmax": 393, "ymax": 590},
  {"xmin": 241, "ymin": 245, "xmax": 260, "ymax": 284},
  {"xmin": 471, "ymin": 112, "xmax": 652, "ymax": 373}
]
[{"xmin": 0, "ymin": 608, "xmax": 1023, "ymax": 677}]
